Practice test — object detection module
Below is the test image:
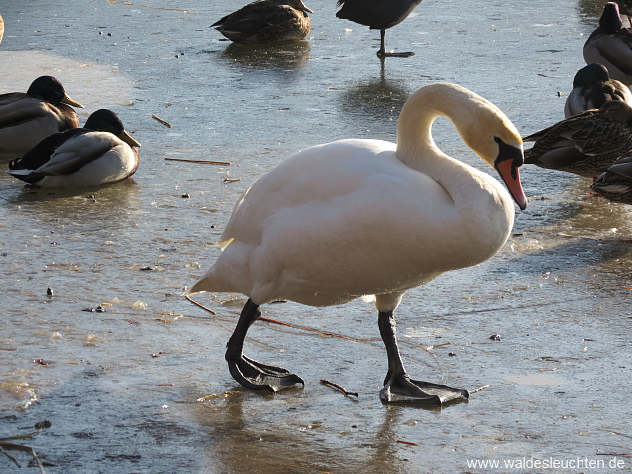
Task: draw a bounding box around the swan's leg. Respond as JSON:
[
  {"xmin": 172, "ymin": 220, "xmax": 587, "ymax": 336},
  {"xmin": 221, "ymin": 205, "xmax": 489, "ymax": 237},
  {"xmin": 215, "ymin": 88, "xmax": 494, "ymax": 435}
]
[
  {"xmin": 377, "ymin": 29, "xmax": 415, "ymax": 58},
  {"xmin": 378, "ymin": 310, "xmax": 469, "ymax": 405},
  {"xmin": 225, "ymin": 299, "xmax": 304, "ymax": 392}
]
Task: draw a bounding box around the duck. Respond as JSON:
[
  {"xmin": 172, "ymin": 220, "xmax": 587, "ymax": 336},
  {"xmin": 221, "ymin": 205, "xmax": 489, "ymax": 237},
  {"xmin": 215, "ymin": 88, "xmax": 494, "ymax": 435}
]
[
  {"xmin": 523, "ymin": 100, "xmax": 632, "ymax": 178},
  {"xmin": 336, "ymin": 0, "xmax": 423, "ymax": 58},
  {"xmin": 0, "ymin": 76, "xmax": 83, "ymax": 161},
  {"xmin": 211, "ymin": 0, "xmax": 313, "ymax": 44},
  {"xmin": 591, "ymin": 151, "xmax": 632, "ymax": 203},
  {"xmin": 189, "ymin": 82, "xmax": 528, "ymax": 405},
  {"xmin": 583, "ymin": 2, "xmax": 632, "ymax": 85},
  {"xmin": 7, "ymin": 109, "xmax": 140, "ymax": 188},
  {"xmin": 565, "ymin": 63, "xmax": 632, "ymax": 117}
]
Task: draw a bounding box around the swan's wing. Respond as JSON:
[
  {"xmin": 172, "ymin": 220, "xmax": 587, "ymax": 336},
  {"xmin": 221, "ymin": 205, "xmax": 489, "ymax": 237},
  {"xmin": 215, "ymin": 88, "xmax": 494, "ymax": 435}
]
[{"xmin": 222, "ymin": 139, "xmax": 400, "ymax": 243}]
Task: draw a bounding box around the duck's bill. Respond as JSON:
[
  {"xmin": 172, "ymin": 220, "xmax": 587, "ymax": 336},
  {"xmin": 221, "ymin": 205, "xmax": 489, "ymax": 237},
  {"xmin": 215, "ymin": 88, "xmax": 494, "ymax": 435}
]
[
  {"xmin": 62, "ymin": 94, "xmax": 83, "ymax": 108},
  {"xmin": 299, "ymin": 1, "xmax": 313, "ymax": 13},
  {"xmin": 496, "ymin": 159, "xmax": 528, "ymax": 210},
  {"xmin": 121, "ymin": 129, "xmax": 141, "ymax": 148}
]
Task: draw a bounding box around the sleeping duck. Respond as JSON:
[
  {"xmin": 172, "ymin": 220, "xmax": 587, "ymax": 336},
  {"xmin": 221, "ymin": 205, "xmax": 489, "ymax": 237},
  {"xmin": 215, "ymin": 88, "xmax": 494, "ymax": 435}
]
[
  {"xmin": 523, "ymin": 100, "xmax": 632, "ymax": 178},
  {"xmin": 565, "ymin": 64, "xmax": 632, "ymax": 117},
  {"xmin": 0, "ymin": 76, "xmax": 83, "ymax": 161},
  {"xmin": 583, "ymin": 2, "xmax": 632, "ymax": 85},
  {"xmin": 7, "ymin": 109, "xmax": 140, "ymax": 188},
  {"xmin": 592, "ymin": 152, "xmax": 632, "ymax": 203},
  {"xmin": 211, "ymin": 0, "xmax": 313, "ymax": 44}
]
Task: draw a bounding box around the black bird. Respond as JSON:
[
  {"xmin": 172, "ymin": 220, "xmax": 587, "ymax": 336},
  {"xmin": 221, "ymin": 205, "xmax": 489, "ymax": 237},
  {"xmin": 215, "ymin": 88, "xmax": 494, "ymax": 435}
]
[{"xmin": 336, "ymin": 0, "xmax": 423, "ymax": 58}]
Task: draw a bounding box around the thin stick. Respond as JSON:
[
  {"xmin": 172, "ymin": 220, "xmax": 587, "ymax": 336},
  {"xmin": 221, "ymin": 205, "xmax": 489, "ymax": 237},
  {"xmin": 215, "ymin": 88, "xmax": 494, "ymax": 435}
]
[
  {"xmin": 596, "ymin": 452, "xmax": 631, "ymax": 457},
  {"xmin": 396, "ymin": 440, "xmax": 418, "ymax": 446},
  {"xmin": 185, "ymin": 295, "xmax": 216, "ymax": 315},
  {"xmin": 31, "ymin": 448, "xmax": 46, "ymax": 474},
  {"xmin": 0, "ymin": 429, "xmax": 41, "ymax": 442},
  {"xmin": 320, "ymin": 379, "xmax": 358, "ymax": 398},
  {"xmin": 0, "ymin": 445, "xmax": 20, "ymax": 468},
  {"xmin": 597, "ymin": 428, "xmax": 632, "ymax": 440},
  {"xmin": 185, "ymin": 295, "xmax": 361, "ymax": 341},
  {"xmin": 469, "ymin": 384, "xmax": 490, "ymax": 394},
  {"xmin": 259, "ymin": 316, "xmax": 360, "ymax": 341},
  {"xmin": 152, "ymin": 114, "xmax": 172, "ymax": 128},
  {"xmin": 426, "ymin": 342, "xmax": 451, "ymax": 350},
  {"xmin": 164, "ymin": 158, "xmax": 231, "ymax": 166}
]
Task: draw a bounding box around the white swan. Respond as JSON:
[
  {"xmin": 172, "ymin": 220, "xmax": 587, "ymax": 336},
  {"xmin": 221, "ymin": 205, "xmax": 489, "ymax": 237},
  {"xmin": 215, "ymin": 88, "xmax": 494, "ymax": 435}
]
[{"xmin": 190, "ymin": 82, "xmax": 527, "ymax": 405}]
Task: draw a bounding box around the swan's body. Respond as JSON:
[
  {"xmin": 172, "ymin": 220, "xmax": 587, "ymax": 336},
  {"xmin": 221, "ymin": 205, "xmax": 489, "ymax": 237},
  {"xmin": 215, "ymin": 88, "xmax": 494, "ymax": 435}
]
[
  {"xmin": 565, "ymin": 64, "xmax": 632, "ymax": 117},
  {"xmin": 7, "ymin": 109, "xmax": 140, "ymax": 188},
  {"xmin": 524, "ymin": 100, "xmax": 632, "ymax": 178},
  {"xmin": 583, "ymin": 2, "xmax": 632, "ymax": 85},
  {"xmin": 592, "ymin": 151, "xmax": 632, "ymax": 203},
  {"xmin": 200, "ymin": 139, "xmax": 516, "ymax": 307},
  {"xmin": 336, "ymin": 0, "xmax": 424, "ymax": 57},
  {"xmin": 0, "ymin": 76, "xmax": 82, "ymax": 162},
  {"xmin": 211, "ymin": 0, "xmax": 312, "ymax": 44},
  {"xmin": 190, "ymin": 82, "xmax": 527, "ymax": 405}
]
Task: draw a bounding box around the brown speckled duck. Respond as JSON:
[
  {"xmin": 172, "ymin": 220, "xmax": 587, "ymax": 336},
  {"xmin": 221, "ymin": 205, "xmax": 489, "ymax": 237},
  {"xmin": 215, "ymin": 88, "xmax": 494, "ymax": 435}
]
[
  {"xmin": 0, "ymin": 76, "xmax": 83, "ymax": 162},
  {"xmin": 211, "ymin": 0, "xmax": 313, "ymax": 44},
  {"xmin": 583, "ymin": 2, "xmax": 632, "ymax": 85},
  {"xmin": 592, "ymin": 152, "xmax": 632, "ymax": 203},
  {"xmin": 523, "ymin": 100, "xmax": 632, "ymax": 178},
  {"xmin": 565, "ymin": 64, "xmax": 632, "ymax": 117}
]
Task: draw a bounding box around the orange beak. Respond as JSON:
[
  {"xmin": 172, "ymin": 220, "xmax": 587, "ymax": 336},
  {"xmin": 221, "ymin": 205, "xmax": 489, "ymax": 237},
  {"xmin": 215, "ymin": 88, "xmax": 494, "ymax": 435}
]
[{"xmin": 496, "ymin": 159, "xmax": 527, "ymax": 210}]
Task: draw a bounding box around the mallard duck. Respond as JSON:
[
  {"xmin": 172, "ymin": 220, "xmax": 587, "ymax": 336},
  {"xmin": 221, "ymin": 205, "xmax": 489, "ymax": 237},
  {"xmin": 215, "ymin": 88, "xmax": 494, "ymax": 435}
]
[
  {"xmin": 523, "ymin": 100, "xmax": 632, "ymax": 178},
  {"xmin": 189, "ymin": 83, "xmax": 527, "ymax": 405},
  {"xmin": 565, "ymin": 64, "xmax": 632, "ymax": 117},
  {"xmin": 336, "ymin": 0, "xmax": 424, "ymax": 58},
  {"xmin": 583, "ymin": 2, "xmax": 632, "ymax": 85},
  {"xmin": 7, "ymin": 109, "xmax": 140, "ymax": 187},
  {"xmin": 592, "ymin": 152, "xmax": 632, "ymax": 202},
  {"xmin": 211, "ymin": 0, "xmax": 313, "ymax": 44},
  {"xmin": 0, "ymin": 76, "xmax": 83, "ymax": 161}
]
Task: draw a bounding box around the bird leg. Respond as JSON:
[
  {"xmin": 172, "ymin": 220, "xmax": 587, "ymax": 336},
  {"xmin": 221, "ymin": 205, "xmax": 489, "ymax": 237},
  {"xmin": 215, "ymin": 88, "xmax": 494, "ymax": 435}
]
[
  {"xmin": 378, "ymin": 310, "xmax": 469, "ymax": 405},
  {"xmin": 225, "ymin": 299, "xmax": 304, "ymax": 392},
  {"xmin": 377, "ymin": 29, "xmax": 415, "ymax": 58}
]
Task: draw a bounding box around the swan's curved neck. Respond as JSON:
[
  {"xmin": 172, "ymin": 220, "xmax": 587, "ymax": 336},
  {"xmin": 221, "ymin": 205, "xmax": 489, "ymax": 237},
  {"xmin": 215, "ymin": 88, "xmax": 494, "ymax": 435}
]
[{"xmin": 396, "ymin": 83, "xmax": 476, "ymax": 168}]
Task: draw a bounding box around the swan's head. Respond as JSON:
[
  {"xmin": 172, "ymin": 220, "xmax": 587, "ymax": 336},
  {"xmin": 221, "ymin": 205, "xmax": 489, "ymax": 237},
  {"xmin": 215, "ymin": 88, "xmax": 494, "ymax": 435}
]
[{"xmin": 462, "ymin": 99, "xmax": 528, "ymax": 210}]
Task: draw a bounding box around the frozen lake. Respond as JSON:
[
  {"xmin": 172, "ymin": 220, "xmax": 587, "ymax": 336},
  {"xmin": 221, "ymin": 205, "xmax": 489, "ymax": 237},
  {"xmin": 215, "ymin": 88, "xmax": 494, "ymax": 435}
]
[{"xmin": 1, "ymin": 0, "xmax": 631, "ymax": 471}]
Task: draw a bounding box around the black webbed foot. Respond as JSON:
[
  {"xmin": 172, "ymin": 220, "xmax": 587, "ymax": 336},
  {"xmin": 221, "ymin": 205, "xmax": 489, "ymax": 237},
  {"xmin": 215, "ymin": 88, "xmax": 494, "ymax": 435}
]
[
  {"xmin": 227, "ymin": 354, "xmax": 304, "ymax": 392},
  {"xmin": 225, "ymin": 299, "xmax": 304, "ymax": 392},
  {"xmin": 380, "ymin": 372, "xmax": 469, "ymax": 405}
]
